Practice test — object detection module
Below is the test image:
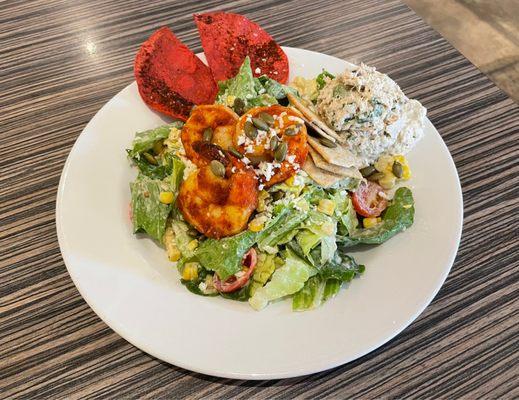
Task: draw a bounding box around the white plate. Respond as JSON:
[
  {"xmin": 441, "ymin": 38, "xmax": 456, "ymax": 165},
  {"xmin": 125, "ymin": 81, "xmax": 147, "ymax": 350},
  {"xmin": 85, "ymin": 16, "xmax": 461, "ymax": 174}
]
[{"xmin": 56, "ymin": 47, "xmax": 463, "ymax": 379}]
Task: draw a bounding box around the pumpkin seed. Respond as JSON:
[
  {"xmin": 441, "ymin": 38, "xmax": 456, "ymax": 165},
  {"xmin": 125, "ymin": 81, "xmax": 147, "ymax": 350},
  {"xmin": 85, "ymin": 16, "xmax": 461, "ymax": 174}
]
[
  {"xmin": 367, "ymin": 172, "xmax": 385, "ymax": 182},
  {"xmin": 259, "ymin": 112, "xmax": 274, "ymax": 125},
  {"xmin": 274, "ymin": 141, "xmax": 288, "ymax": 162},
  {"xmin": 392, "ymin": 161, "xmax": 403, "ymax": 178},
  {"xmin": 203, "ymin": 127, "xmax": 213, "ymax": 142},
  {"xmin": 244, "ymin": 121, "xmax": 258, "ymax": 140},
  {"xmin": 233, "ymin": 97, "xmax": 245, "ymax": 115},
  {"xmin": 252, "ymin": 117, "xmax": 269, "ymax": 131},
  {"xmin": 143, "ymin": 152, "xmax": 158, "ymax": 165},
  {"xmin": 228, "ymin": 146, "xmax": 244, "ymax": 159},
  {"xmin": 270, "ymin": 135, "xmax": 279, "ymax": 150},
  {"xmin": 360, "ymin": 165, "xmax": 376, "ymax": 177},
  {"xmin": 152, "ymin": 140, "xmax": 164, "ymax": 155},
  {"xmin": 210, "ymin": 160, "xmax": 226, "ymax": 178},
  {"xmin": 319, "ymin": 137, "xmax": 337, "ymax": 148},
  {"xmin": 284, "ymin": 126, "xmax": 299, "ymax": 136}
]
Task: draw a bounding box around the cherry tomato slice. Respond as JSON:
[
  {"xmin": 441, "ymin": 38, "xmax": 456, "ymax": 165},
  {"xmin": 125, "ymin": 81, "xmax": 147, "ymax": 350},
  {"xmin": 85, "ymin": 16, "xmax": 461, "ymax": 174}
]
[
  {"xmin": 352, "ymin": 181, "xmax": 388, "ymax": 218},
  {"xmin": 213, "ymin": 248, "xmax": 257, "ymax": 293}
]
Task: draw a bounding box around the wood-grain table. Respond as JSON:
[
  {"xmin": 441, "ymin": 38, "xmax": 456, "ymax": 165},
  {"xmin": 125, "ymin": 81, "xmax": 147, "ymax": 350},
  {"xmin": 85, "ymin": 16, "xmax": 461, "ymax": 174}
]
[{"xmin": 1, "ymin": 0, "xmax": 518, "ymax": 398}]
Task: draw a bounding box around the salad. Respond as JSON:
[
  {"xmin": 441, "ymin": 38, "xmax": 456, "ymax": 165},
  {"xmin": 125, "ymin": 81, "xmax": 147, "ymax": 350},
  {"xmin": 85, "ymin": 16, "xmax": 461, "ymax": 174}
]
[{"xmin": 127, "ymin": 12, "xmax": 423, "ymax": 311}]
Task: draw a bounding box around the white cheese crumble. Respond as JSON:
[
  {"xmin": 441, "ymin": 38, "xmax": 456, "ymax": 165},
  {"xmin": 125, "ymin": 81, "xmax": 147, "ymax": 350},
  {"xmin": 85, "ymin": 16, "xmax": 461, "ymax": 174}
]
[{"xmin": 255, "ymin": 67, "xmax": 261, "ymax": 74}]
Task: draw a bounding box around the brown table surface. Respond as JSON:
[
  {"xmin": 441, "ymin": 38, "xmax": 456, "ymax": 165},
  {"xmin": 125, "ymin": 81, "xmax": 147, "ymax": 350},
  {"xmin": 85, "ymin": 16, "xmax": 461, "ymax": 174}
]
[{"xmin": 1, "ymin": 0, "xmax": 518, "ymax": 398}]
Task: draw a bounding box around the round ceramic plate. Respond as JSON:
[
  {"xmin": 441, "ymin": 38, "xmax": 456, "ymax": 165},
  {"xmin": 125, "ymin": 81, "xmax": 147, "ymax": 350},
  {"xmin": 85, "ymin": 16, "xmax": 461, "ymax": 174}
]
[{"xmin": 56, "ymin": 47, "xmax": 463, "ymax": 379}]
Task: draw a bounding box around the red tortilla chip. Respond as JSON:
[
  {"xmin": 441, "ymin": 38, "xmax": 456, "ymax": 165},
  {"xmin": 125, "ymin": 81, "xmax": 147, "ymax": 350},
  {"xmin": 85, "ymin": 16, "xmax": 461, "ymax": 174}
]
[
  {"xmin": 134, "ymin": 27, "xmax": 218, "ymax": 121},
  {"xmin": 194, "ymin": 12, "xmax": 289, "ymax": 83}
]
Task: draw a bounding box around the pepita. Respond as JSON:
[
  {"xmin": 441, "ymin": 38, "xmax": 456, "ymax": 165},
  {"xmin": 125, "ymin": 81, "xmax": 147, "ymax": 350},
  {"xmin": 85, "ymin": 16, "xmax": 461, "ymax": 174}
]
[
  {"xmin": 392, "ymin": 161, "xmax": 403, "ymax": 178},
  {"xmin": 244, "ymin": 121, "xmax": 258, "ymax": 139},
  {"xmin": 270, "ymin": 135, "xmax": 279, "ymax": 151},
  {"xmin": 319, "ymin": 137, "xmax": 337, "ymax": 148},
  {"xmin": 367, "ymin": 172, "xmax": 385, "ymax": 182},
  {"xmin": 203, "ymin": 127, "xmax": 213, "ymax": 142},
  {"xmin": 274, "ymin": 141, "xmax": 288, "ymax": 162},
  {"xmin": 252, "ymin": 117, "xmax": 269, "ymax": 131},
  {"xmin": 360, "ymin": 165, "xmax": 376, "ymax": 178},
  {"xmin": 228, "ymin": 146, "xmax": 244, "ymax": 159},
  {"xmin": 233, "ymin": 97, "xmax": 245, "ymax": 115},
  {"xmin": 284, "ymin": 126, "xmax": 299, "ymax": 136},
  {"xmin": 259, "ymin": 112, "xmax": 274, "ymax": 125},
  {"xmin": 210, "ymin": 160, "xmax": 226, "ymax": 178}
]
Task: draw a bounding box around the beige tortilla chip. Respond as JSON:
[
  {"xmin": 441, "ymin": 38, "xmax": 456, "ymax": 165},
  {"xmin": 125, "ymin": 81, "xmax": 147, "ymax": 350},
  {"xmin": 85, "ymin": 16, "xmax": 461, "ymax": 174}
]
[
  {"xmin": 307, "ymin": 136, "xmax": 359, "ymax": 168},
  {"xmin": 309, "ymin": 148, "xmax": 362, "ymax": 179},
  {"xmin": 303, "ymin": 157, "xmax": 345, "ymax": 188}
]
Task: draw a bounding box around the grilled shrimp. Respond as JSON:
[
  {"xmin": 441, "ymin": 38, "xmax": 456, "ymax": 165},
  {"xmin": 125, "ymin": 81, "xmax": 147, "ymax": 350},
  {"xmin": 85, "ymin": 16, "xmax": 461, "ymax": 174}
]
[
  {"xmin": 233, "ymin": 105, "xmax": 309, "ymax": 187},
  {"xmin": 177, "ymin": 156, "xmax": 259, "ymax": 239},
  {"xmin": 181, "ymin": 104, "xmax": 238, "ymax": 167}
]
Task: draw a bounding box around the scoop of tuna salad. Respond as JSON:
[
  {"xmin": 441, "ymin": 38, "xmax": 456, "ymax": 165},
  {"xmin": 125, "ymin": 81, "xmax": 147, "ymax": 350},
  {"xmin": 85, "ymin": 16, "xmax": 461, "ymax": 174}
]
[{"xmin": 316, "ymin": 64, "xmax": 426, "ymax": 167}]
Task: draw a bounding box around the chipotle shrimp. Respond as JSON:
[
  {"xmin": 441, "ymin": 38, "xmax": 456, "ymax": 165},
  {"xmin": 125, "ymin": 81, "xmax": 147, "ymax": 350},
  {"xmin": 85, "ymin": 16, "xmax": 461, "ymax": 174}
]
[
  {"xmin": 181, "ymin": 104, "xmax": 238, "ymax": 167},
  {"xmin": 177, "ymin": 155, "xmax": 258, "ymax": 239},
  {"xmin": 233, "ymin": 105, "xmax": 309, "ymax": 187}
]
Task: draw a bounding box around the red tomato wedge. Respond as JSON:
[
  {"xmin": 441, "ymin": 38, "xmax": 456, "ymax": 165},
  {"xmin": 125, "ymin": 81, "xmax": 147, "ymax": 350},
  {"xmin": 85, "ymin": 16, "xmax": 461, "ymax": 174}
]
[
  {"xmin": 134, "ymin": 27, "xmax": 218, "ymax": 121},
  {"xmin": 194, "ymin": 12, "xmax": 289, "ymax": 83},
  {"xmin": 213, "ymin": 248, "xmax": 257, "ymax": 293},
  {"xmin": 352, "ymin": 181, "xmax": 388, "ymax": 218}
]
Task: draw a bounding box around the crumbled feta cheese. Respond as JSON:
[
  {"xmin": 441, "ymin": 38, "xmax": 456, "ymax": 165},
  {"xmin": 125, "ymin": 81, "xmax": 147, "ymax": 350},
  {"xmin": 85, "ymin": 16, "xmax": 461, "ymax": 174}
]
[
  {"xmin": 242, "ymin": 157, "xmax": 251, "ymax": 165},
  {"xmin": 258, "ymin": 184, "xmax": 264, "ymax": 190},
  {"xmin": 255, "ymin": 67, "xmax": 261, "ymax": 74},
  {"xmin": 237, "ymin": 135, "xmax": 246, "ymax": 145},
  {"xmin": 286, "ymin": 155, "xmax": 296, "ymax": 164},
  {"xmin": 245, "ymin": 144, "xmax": 254, "ymax": 154},
  {"xmin": 287, "ymin": 116, "xmax": 305, "ymax": 124}
]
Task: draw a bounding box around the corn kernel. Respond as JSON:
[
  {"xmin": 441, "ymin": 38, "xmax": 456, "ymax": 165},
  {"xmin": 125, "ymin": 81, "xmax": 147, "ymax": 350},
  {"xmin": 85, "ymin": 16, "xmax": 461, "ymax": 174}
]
[
  {"xmin": 182, "ymin": 262, "xmax": 199, "ymax": 281},
  {"xmin": 374, "ymin": 155, "xmax": 394, "ymax": 173},
  {"xmin": 168, "ymin": 246, "xmax": 181, "ymax": 262},
  {"xmin": 379, "ymin": 173, "xmax": 396, "ymax": 190},
  {"xmin": 318, "ymin": 199, "xmax": 336, "ymax": 216},
  {"xmin": 226, "ymin": 95, "xmax": 236, "ymax": 106},
  {"xmin": 257, "ymin": 190, "xmax": 270, "ymax": 212},
  {"xmin": 286, "ymin": 176, "xmax": 295, "ymax": 186},
  {"xmin": 363, "ymin": 217, "xmax": 381, "ymax": 229},
  {"xmin": 394, "ymin": 155, "xmax": 411, "ymax": 180},
  {"xmin": 322, "ymin": 221, "xmax": 335, "ymax": 235},
  {"xmin": 159, "ymin": 191, "xmax": 174, "ymax": 204},
  {"xmin": 248, "ymin": 218, "xmax": 265, "ymax": 232},
  {"xmin": 187, "ymin": 239, "xmax": 198, "ymax": 251}
]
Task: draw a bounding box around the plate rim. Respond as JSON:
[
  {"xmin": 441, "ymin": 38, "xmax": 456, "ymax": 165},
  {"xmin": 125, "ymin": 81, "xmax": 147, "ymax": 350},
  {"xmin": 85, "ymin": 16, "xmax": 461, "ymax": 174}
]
[{"xmin": 56, "ymin": 46, "xmax": 464, "ymax": 380}]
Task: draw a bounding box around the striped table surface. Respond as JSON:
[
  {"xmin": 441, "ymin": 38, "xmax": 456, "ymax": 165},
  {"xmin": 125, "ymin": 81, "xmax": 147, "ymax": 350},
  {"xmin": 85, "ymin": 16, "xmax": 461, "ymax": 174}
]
[{"xmin": 1, "ymin": 0, "xmax": 518, "ymax": 398}]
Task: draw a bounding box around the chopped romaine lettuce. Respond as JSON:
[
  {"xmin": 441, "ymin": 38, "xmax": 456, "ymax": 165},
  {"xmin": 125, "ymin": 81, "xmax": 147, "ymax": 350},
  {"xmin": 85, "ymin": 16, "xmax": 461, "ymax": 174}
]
[
  {"xmin": 169, "ymin": 155, "xmax": 185, "ymax": 193},
  {"xmin": 216, "ymin": 57, "xmax": 295, "ymax": 113},
  {"xmin": 249, "ymin": 253, "xmax": 277, "ymax": 296},
  {"xmin": 249, "ymin": 249, "xmax": 317, "ymax": 310},
  {"xmin": 194, "ymin": 231, "xmax": 257, "ymax": 280},
  {"xmin": 292, "ymin": 276, "xmax": 342, "ymax": 311},
  {"xmin": 296, "ymin": 210, "xmax": 337, "ymax": 265},
  {"xmin": 128, "ymin": 122, "xmax": 183, "ymax": 158},
  {"xmin": 170, "ymin": 219, "xmax": 196, "ymax": 258},
  {"xmin": 332, "ymin": 192, "xmax": 358, "ymax": 236},
  {"xmin": 340, "ymin": 187, "xmax": 414, "ymax": 246},
  {"xmin": 130, "ymin": 174, "xmax": 172, "ymax": 241},
  {"xmin": 257, "ymin": 208, "xmax": 308, "ymax": 252}
]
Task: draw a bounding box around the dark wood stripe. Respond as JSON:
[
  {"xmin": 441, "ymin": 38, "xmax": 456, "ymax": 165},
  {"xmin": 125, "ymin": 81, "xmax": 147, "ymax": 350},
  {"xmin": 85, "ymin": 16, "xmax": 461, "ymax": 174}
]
[{"xmin": 1, "ymin": 0, "xmax": 518, "ymax": 398}]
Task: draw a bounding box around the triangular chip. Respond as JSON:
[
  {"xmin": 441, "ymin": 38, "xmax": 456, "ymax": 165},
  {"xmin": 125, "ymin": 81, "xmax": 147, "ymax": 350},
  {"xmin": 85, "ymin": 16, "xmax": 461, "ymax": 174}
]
[
  {"xmin": 303, "ymin": 158, "xmax": 344, "ymax": 188},
  {"xmin": 307, "ymin": 136, "xmax": 359, "ymax": 168},
  {"xmin": 309, "ymin": 148, "xmax": 362, "ymax": 179},
  {"xmin": 194, "ymin": 12, "xmax": 289, "ymax": 83},
  {"xmin": 134, "ymin": 27, "xmax": 218, "ymax": 121}
]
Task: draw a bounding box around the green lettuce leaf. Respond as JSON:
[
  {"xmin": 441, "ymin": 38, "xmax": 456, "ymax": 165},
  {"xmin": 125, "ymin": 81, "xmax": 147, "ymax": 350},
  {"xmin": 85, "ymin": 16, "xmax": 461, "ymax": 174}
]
[
  {"xmin": 194, "ymin": 231, "xmax": 257, "ymax": 280},
  {"xmin": 296, "ymin": 210, "xmax": 337, "ymax": 265},
  {"xmin": 292, "ymin": 276, "xmax": 342, "ymax": 311},
  {"xmin": 249, "ymin": 253, "xmax": 278, "ymax": 296},
  {"xmin": 130, "ymin": 174, "xmax": 172, "ymax": 241},
  {"xmin": 249, "ymin": 249, "xmax": 317, "ymax": 310},
  {"xmin": 128, "ymin": 122, "xmax": 183, "ymax": 158},
  {"xmin": 340, "ymin": 187, "xmax": 415, "ymax": 247},
  {"xmin": 256, "ymin": 208, "xmax": 308, "ymax": 252},
  {"xmin": 332, "ymin": 193, "xmax": 358, "ymax": 236},
  {"xmin": 170, "ymin": 155, "xmax": 185, "ymax": 193},
  {"xmin": 170, "ymin": 219, "xmax": 196, "ymax": 258}
]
